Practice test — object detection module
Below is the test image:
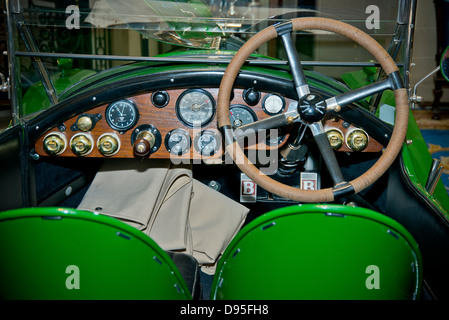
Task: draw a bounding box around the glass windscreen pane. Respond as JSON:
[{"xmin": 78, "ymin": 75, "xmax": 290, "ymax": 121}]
[{"xmin": 13, "ymin": 0, "xmax": 405, "ymax": 117}]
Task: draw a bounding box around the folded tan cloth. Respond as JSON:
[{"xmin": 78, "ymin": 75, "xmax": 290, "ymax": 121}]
[{"xmin": 77, "ymin": 159, "xmax": 249, "ymax": 274}]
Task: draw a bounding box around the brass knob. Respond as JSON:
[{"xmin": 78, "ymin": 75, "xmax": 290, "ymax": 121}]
[
  {"xmin": 133, "ymin": 131, "xmax": 155, "ymax": 157},
  {"xmin": 346, "ymin": 129, "xmax": 369, "ymax": 152},
  {"xmin": 76, "ymin": 116, "xmax": 93, "ymax": 132},
  {"xmin": 43, "ymin": 132, "xmax": 67, "ymax": 156},
  {"xmin": 70, "ymin": 133, "xmax": 93, "ymax": 156},
  {"xmin": 326, "ymin": 129, "xmax": 344, "ymax": 150},
  {"xmin": 97, "ymin": 133, "xmax": 120, "ymax": 156}
]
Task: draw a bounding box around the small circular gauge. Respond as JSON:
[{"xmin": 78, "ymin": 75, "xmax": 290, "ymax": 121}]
[
  {"xmin": 165, "ymin": 129, "xmax": 191, "ymax": 156},
  {"xmin": 194, "ymin": 130, "xmax": 221, "ymax": 156},
  {"xmin": 105, "ymin": 99, "xmax": 139, "ymax": 132},
  {"xmin": 262, "ymin": 94, "xmax": 285, "ymax": 115},
  {"xmin": 176, "ymin": 89, "xmax": 215, "ymax": 127},
  {"xmin": 230, "ymin": 105, "xmax": 257, "ymax": 128}
]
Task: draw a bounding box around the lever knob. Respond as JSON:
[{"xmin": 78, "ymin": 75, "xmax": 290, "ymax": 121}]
[{"xmin": 133, "ymin": 131, "xmax": 155, "ymax": 157}]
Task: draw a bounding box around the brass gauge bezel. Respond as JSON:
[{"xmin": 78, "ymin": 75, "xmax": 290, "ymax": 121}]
[
  {"xmin": 345, "ymin": 128, "xmax": 369, "ymax": 152},
  {"xmin": 325, "ymin": 127, "xmax": 344, "ymax": 150},
  {"xmin": 70, "ymin": 133, "xmax": 94, "ymax": 156},
  {"xmin": 43, "ymin": 132, "xmax": 67, "ymax": 156},
  {"xmin": 97, "ymin": 133, "xmax": 121, "ymax": 157}
]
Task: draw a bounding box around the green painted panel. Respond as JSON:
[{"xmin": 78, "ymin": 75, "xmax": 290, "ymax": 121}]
[
  {"xmin": 0, "ymin": 207, "xmax": 191, "ymax": 300},
  {"xmin": 212, "ymin": 204, "xmax": 422, "ymax": 300}
]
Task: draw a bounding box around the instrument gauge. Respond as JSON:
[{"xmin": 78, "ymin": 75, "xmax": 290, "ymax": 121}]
[
  {"xmin": 262, "ymin": 94, "xmax": 285, "ymax": 115},
  {"xmin": 194, "ymin": 130, "xmax": 221, "ymax": 156},
  {"xmin": 230, "ymin": 105, "xmax": 257, "ymax": 128},
  {"xmin": 176, "ymin": 89, "xmax": 215, "ymax": 127},
  {"xmin": 165, "ymin": 129, "xmax": 191, "ymax": 156},
  {"xmin": 105, "ymin": 99, "xmax": 139, "ymax": 132}
]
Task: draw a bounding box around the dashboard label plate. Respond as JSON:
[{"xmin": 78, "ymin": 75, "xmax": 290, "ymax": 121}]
[
  {"xmin": 240, "ymin": 173, "xmax": 257, "ymax": 203},
  {"xmin": 300, "ymin": 172, "xmax": 318, "ymax": 190}
]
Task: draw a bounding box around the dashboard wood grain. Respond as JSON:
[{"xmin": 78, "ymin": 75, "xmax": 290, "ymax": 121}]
[{"xmin": 34, "ymin": 88, "xmax": 383, "ymax": 159}]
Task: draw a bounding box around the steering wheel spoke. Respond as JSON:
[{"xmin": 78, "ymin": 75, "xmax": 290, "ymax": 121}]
[
  {"xmin": 326, "ymin": 78, "xmax": 394, "ymax": 112},
  {"xmin": 276, "ymin": 22, "xmax": 310, "ymax": 99},
  {"xmin": 232, "ymin": 110, "xmax": 297, "ymax": 141},
  {"xmin": 217, "ymin": 17, "xmax": 409, "ymax": 203},
  {"xmin": 308, "ymin": 122, "xmax": 345, "ymax": 186}
]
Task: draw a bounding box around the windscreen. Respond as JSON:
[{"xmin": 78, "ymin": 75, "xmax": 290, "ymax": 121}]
[{"xmin": 11, "ymin": 0, "xmax": 406, "ymax": 117}]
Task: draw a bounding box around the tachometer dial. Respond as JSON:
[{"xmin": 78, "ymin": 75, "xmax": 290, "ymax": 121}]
[
  {"xmin": 176, "ymin": 89, "xmax": 215, "ymax": 127},
  {"xmin": 230, "ymin": 105, "xmax": 257, "ymax": 128},
  {"xmin": 165, "ymin": 129, "xmax": 191, "ymax": 155},
  {"xmin": 105, "ymin": 99, "xmax": 139, "ymax": 132},
  {"xmin": 262, "ymin": 94, "xmax": 285, "ymax": 115}
]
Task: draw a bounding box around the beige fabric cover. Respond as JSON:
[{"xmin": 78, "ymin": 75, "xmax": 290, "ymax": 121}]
[{"xmin": 77, "ymin": 159, "xmax": 249, "ymax": 274}]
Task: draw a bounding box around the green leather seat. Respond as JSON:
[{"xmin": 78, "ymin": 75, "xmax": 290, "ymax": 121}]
[
  {"xmin": 0, "ymin": 207, "xmax": 192, "ymax": 300},
  {"xmin": 211, "ymin": 204, "xmax": 422, "ymax": 300}
]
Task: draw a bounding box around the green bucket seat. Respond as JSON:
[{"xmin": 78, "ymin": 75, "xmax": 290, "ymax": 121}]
[
  {"xmin": 0, "ymin": 207, "xmax": 193, "ymax": 300},
  {"xmin": 211, "ymin": 204, "xmax": 422, "ymax": 300}
]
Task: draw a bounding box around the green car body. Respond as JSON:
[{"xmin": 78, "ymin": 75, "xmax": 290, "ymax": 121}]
[
  {"xmin": 2, "ymin": 0, "xmax": 449, "ymax": 301},
  {"xmin": 22, "ymin": 50, "xmax": 449, "ymax": 220}
]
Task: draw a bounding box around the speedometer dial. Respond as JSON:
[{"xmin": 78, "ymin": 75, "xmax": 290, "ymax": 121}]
[
  {"xmin": 105, "ymin": 99, "xmax": 139, "ymax": 132},
  {"xmin": 176, "ymin": 89, "xmax": 215, "ymax": 127}
]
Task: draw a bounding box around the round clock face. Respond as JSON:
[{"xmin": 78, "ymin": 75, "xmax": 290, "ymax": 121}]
[{"xmin": 105, "ymin": 99, "xmax": 139, "ymax": 132}]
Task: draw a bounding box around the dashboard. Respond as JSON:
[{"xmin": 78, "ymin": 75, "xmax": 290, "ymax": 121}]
[{"xmin": 34, "ymin": 87, "xmax": 384, "ymax": 160}]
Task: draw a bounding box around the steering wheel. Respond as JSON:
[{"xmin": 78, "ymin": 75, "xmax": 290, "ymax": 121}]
[{"xmin": 217, "ymin": 17, "xmax": 409, "ymax": 203}]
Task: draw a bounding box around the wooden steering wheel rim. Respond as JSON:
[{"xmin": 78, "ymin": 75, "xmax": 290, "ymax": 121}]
[{"xmin": 217, "ymin": 17, "xmax": 409, "ymax": 203}]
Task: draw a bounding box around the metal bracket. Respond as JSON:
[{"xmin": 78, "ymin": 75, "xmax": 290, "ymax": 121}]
[
  {"xmin": 425, "ymin": 158, "xmax": 444, "ymax": 195},
  {"xmin": 410, "ymin": 66, "xmax": 440, "ymax": 109},
  {"xmin": 0, "ymin": 73, "xmax": 9, "ymax": 92}
]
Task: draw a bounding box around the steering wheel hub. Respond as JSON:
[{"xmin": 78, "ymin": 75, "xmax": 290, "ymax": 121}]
[{"xmin": 297, "ymin": 93, "xmax": 327, "ymax": 124}]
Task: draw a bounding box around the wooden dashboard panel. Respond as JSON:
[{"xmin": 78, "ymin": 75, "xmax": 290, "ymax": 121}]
[
  {"xmin": 34, "ymin": 88, "xmax": 383, "ymax": 160},
  {"xmin": 35, "ymin": 88, "xmax": 292, "ymax": 160}
]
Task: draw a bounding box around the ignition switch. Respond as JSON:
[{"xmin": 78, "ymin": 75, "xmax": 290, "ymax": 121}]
[
  {"xmin": 134, "ymin": 131, "xmax": 155, "ymax": 156},
  {"xmin": 131, "ymin": 124, "xmax": 162, "ymax": 157}
]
